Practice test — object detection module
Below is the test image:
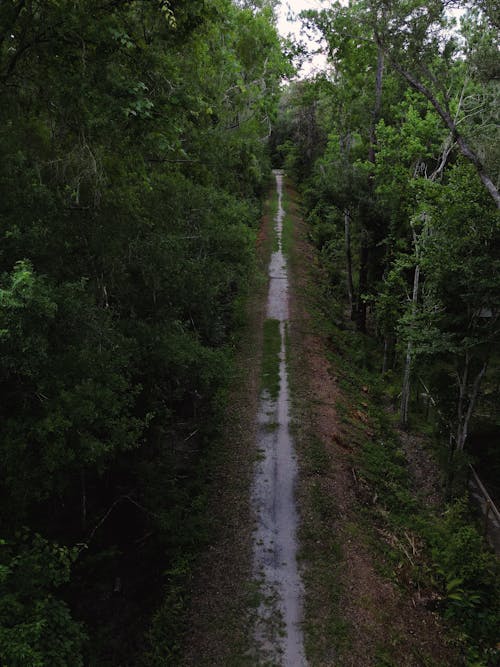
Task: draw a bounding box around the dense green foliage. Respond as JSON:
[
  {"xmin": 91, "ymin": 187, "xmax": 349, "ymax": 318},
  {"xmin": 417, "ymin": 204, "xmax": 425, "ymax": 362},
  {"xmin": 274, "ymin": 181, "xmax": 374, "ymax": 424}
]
[
  {"xmin": 0, "ymin": 1, "xmax": 288, "ymax": 663},
  {"xmin": 273, "ymin": 0, "xmax": 499, "ymax": 476},
  {"xmin": 302, "ymin": 271, "xmax": 500, "ymax": 663},
  {"xmin": 2, "ymin": 0, "xmax": 498, "ymax": 661},
  {"xmin": 272, "ymin": 0, "xmax": 499, "ymax": 662}
]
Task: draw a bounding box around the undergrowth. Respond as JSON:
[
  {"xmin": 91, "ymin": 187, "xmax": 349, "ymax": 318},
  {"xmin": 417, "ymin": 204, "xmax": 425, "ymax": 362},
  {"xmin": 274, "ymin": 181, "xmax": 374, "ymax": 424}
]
[
  {"xmin": 281, "ymin": 187, "xmax": 294, "ymax": 259},
  {"xmin": 313, "ymin": 263, "xmax": 500, "ymax": 667},
  {"xmin": 141, "ymin": 176, "xmax": 276, "ymax": 666},
  {"xmin": 286, "ymin": 187, "xmax": 351, "ymax": 664}
]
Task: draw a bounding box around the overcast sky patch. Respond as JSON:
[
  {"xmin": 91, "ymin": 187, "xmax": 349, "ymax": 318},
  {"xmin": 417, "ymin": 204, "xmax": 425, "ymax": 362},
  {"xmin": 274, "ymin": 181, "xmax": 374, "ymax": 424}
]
[{"xmin": 276, "ymin": 0, "xmax": 329, "ymax": 77}]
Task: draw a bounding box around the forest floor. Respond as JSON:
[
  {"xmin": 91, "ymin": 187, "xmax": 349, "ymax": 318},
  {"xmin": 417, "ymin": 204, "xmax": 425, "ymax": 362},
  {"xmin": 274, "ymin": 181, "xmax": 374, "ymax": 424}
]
[{"xmin": 182, "ymin": 177, "xmax": 461, "ymax": 666}]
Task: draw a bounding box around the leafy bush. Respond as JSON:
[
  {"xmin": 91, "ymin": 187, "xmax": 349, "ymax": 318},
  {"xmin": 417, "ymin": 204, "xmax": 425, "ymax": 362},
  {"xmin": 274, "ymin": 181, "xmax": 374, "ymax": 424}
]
[
  {"xmin": 0, "ymin": 533, "xmax": 86, "ymax": 667},
  {"xmin": 426, "ymin": 499, "xmax": 500, "ymax": 652}
]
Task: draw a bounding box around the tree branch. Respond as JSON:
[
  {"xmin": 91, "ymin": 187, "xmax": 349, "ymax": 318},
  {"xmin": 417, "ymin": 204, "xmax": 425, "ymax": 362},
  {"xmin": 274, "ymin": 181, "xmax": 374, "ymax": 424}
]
[{"xmin": 388, "ymin": 58, "xmax": 500, "ymax": 208}]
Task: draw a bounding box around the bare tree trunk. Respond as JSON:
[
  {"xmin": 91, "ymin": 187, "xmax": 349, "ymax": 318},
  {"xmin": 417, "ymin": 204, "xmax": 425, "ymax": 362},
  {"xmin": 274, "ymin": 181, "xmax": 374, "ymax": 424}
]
[
  {"xmin": 357, "ymin": 234, "xmax": 369, "ymax": 333},
  {"xmin": 382, "ymin": 336, "xmax": 389, "ymax": 374},
  {"xmin": 456, "ymin": 358, "xmax": 488, "ymax": 452},
  {"xmin": 344, "ymin": 209, "xmax": 354, "ymax": 318},
  {"xmin": 400, "ymin": 263, "xmax": 420, "ymax": 427},
  {"xmin": 392, "ymin": 337, "xmax": 398, "ymax": 369}
]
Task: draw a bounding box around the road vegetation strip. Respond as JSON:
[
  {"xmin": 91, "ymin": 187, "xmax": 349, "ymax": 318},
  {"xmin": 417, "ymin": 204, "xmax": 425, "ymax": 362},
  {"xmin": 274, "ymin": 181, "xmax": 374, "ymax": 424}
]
[
  {"xmin": 268, "ymin": 188, "xmax": 280, "ymax": 253},
  {"xmin": 261, "ymin": 318, "xmax": 281, "ymax": 399}
]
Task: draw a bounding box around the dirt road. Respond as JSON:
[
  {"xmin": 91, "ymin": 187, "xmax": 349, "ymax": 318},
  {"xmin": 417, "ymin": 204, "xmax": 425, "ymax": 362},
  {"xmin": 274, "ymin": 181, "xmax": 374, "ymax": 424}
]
[{"xmin": 251, "ymin": 170, "xmax": 307, "ymax": 666}]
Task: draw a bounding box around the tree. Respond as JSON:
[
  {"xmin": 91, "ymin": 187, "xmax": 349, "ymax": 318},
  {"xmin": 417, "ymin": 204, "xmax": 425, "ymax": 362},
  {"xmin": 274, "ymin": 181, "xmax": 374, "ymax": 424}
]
[
  {"xmin": 0, "ymin": 0, "xmax": 288, "ymax": 659},
  {"xmin": 0, "ymin": 532, "xmax": 86, "ymax": 667},
  {"xmin": 305, "ymin": 0, "xmax": 499, "ymax": 207}
]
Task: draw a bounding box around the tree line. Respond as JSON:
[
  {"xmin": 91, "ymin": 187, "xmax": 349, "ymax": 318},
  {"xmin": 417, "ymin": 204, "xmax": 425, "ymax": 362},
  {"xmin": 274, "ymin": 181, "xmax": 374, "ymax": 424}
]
[
  {"xmin": 272, "ymin": 0, "xmax": 499, "ymax": 490},
  {"xmin": 270, "ymin": 1, "xmax": 499, "ymax": 659},
  {"xmin": 0, "ymin": 1, "xmax": 288, "ymax": 664}
]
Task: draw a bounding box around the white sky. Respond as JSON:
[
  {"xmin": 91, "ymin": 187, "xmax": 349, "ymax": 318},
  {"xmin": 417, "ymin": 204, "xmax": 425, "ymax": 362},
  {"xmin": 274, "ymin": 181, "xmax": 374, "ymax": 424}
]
[
  {"xmin": 276, "ymin": 0, "xmax": 329, "ymax": 77},
  {"xmin": 275, "ymin": 1, "xmax": 465, "ymax": 77}
]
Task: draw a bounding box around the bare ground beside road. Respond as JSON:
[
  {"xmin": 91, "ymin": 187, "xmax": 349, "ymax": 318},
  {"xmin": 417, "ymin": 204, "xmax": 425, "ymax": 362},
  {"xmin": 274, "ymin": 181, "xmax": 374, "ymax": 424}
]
[{"xmin": 286, "ymin": 182, "xmax": 460, "ymax": 667}]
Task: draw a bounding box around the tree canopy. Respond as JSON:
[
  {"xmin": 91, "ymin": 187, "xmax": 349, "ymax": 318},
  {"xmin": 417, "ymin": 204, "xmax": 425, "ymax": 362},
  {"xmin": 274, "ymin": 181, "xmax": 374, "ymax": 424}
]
[{"xmin": 0, "ymin": 1, "xmax": 288, "ymax": 663}]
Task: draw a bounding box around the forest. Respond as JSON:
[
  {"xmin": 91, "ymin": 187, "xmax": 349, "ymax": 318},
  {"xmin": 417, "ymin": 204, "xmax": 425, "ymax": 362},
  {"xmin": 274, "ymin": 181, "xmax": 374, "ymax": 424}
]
[
  {"xmin": 0, "ymin": 0, "xmax": 498, "ymax": 665},
  {"xmin": 276, "ymin": 0, "xmax": 499, "ymax": 481},
  {"xmin": 0, "ymin": 1, "xmax": 289, "ymax": 664},
  {"xmin": 272, "ymin": 0, "xmax": 499, "ymax": 505},
  {"xmin": 269, "ymin": 0, "xmax": 499, "ymax": 663}
]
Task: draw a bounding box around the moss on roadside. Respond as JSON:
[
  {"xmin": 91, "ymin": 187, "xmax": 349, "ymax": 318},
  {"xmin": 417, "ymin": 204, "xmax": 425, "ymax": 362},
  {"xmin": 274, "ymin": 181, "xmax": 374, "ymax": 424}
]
[{"xmin": 261, "ymin": 318, "xmax": 281, "ymax": 399}]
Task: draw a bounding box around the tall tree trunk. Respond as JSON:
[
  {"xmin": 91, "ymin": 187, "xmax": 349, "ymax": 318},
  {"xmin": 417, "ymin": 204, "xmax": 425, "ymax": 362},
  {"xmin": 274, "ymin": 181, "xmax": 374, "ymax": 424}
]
[
  {"xmin": 398, "ymin": 112, "xmax": 458, "ymax": 419},
  {"xmin": 382, "ymin": 336, "xmax": 389, "ymax": 374},
  {"xmin": 344, "ymin": 209, "xmax": 354, "ymax": 318},
  {"xmin": 357, "ymin": 234, "xmax": 369, "ymax": 333},
  {"xmin": 447, "ymin": 356, "xmax": 487, "ymax": 496},
  {"xmin": 368, "ymin": 45, "xmax": 384, "ymax": 164},
  {"xmin": 81, "ymin": 468, "xmax": 87, "ymax": 532},
  {"xmin": 400, "ymin": 263, "xmax": 420, "ymax": 427},
  {"xmin": 456, "ymin": 356, "xmax": 488, "ymax": 452},
  {"xmin": 446, "ymin": 432, "xmax": 457, "ymax": 499}
]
